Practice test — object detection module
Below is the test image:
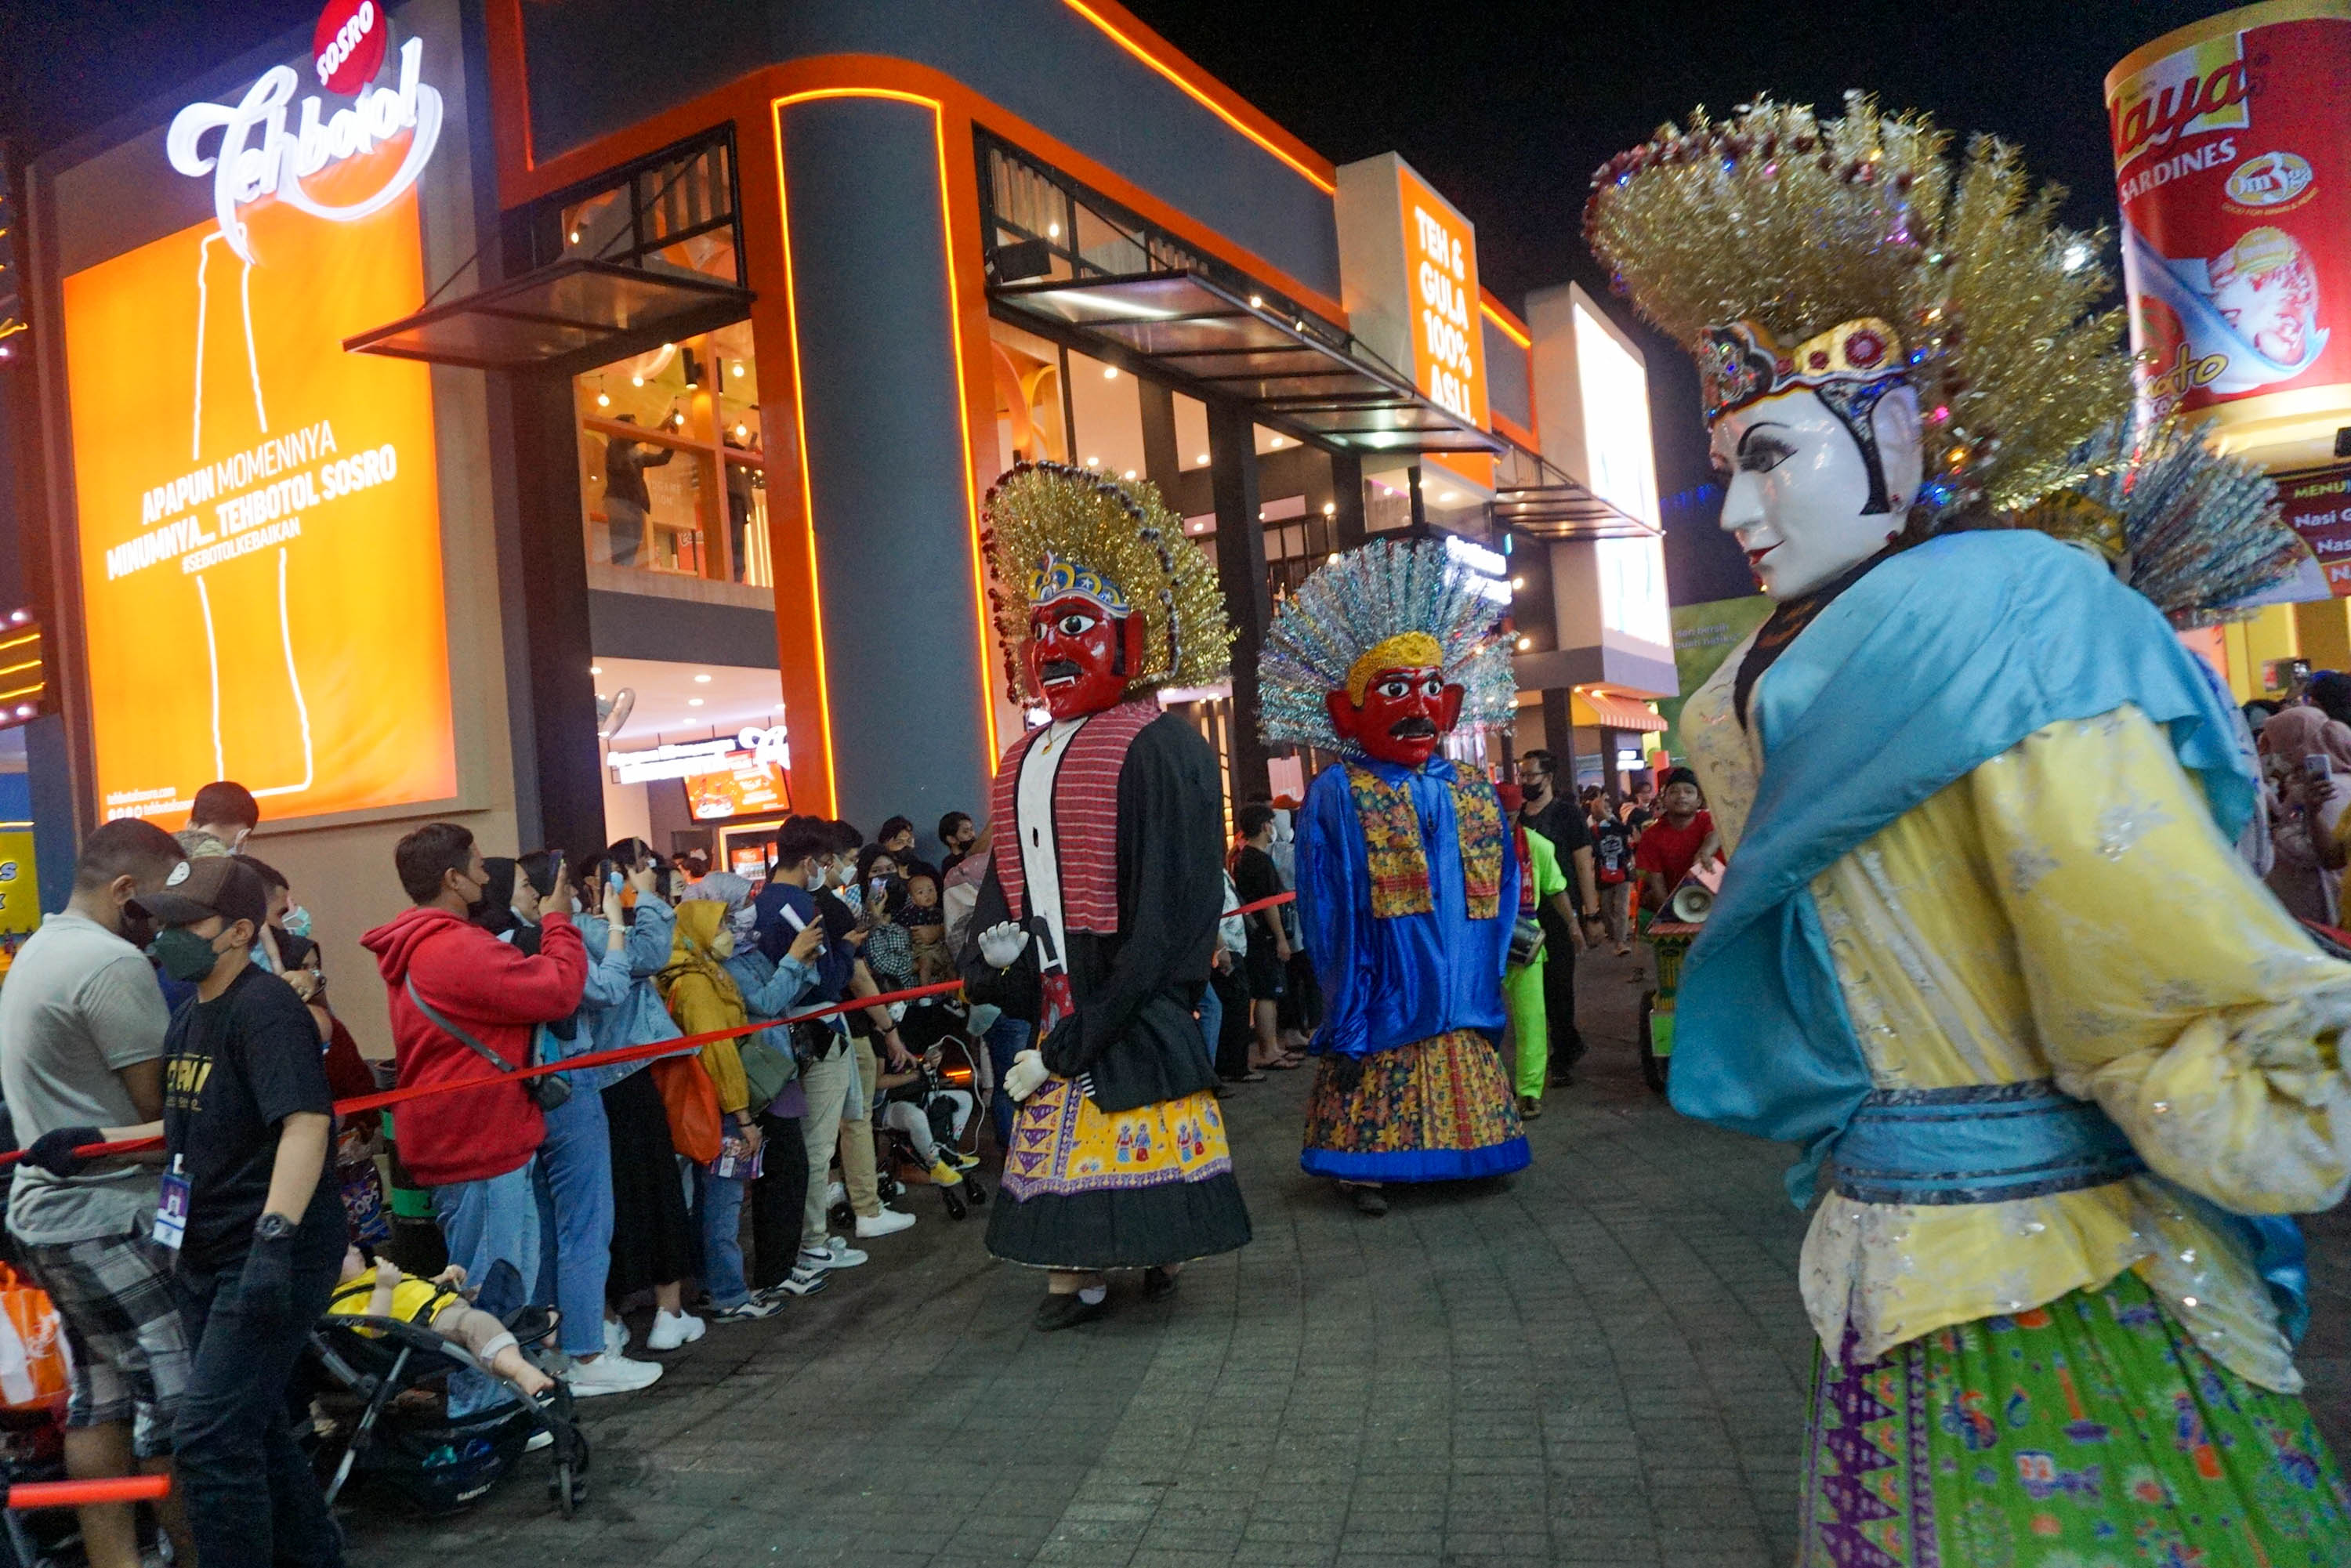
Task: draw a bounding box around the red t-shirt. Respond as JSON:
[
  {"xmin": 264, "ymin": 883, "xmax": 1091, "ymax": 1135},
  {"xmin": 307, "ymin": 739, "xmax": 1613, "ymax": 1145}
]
[{"xmin": 1633, "ymin": 811, "xmax": 1715, "ymax": 893}]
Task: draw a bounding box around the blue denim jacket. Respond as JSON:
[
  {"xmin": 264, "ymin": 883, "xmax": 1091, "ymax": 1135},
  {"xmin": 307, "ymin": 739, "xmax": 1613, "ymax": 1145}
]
[
  {"xmin": 719, "ymin": 948, "xmax": 818, "ymax": 1077},
  {"xmin": 568, "ymin": 900, "xmax": 682, "ymax": 1093}
]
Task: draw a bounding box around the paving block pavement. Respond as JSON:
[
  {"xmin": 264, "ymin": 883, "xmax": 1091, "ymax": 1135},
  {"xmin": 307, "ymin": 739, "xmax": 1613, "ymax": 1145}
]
[{"xmin": 346, "ymin": 946, "xmax": 2351, "ymax": 1566}]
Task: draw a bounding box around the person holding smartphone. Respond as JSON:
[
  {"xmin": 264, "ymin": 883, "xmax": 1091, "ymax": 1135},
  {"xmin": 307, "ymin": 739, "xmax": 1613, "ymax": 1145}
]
[{"xmin": 2260, "ymin": 704, "xmax": 2351, "ymax": 922}]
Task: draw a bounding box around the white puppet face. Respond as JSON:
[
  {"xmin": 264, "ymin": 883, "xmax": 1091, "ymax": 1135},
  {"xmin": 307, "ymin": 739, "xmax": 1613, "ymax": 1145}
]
[{"xmin": 1712, "ymin": 383, "xmax": 1923, "ymax": 600}]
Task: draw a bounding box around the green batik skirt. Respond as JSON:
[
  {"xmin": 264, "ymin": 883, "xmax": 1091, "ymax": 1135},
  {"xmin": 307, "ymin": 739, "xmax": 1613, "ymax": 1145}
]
[{"xmin": 1799, "ymin": 1268, "xmax": 2351, "ymax": 1566}]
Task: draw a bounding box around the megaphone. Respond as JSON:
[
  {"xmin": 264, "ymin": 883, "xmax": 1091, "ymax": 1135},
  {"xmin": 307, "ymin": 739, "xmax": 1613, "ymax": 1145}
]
[
  {"xmin": 1668, "ymin": 877, "xmax": 1715, "ymax": 923},
  {"xmin": 1666, "ymin": 857, "xmax": 1725, "ymax": 924}
]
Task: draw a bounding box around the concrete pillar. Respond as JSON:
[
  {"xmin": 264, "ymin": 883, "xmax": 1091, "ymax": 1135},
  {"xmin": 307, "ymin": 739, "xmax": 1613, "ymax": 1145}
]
[
  {"xmin": 779, "ymin": 97, "xmax": 992, "ymax": 828},
  {"xmin": 1208, "ymin": 400, "xmax": 1273, "ymax": 802},
  {"xmin": 1329, "ymin": 449, "xmax": 1367, "ymax": 552}
]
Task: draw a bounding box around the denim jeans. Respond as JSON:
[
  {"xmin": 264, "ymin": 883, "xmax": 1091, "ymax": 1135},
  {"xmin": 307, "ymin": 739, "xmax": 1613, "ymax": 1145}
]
[
  {"xmin": 534, "ymin": 1091, "xmax": 614, "ymax": 1358},
  {"xmin": 983, "ymin": 1014, "xmax": 1031, "ymax": 1148},
  {"xmin": 1194, "ymin": 978, "xmax": 1223, "ymax": 1068},
  {"xmin": 432, "ymin": 1161, "xmax": 541, "ymax": 1414},
  {"xmin": 172, "ymin": 1241, "xmax": 344, "ymax": 1568},
  {"xmin": 694, "ymin": 1163, "xmax": 750, "ymax": 1309}
]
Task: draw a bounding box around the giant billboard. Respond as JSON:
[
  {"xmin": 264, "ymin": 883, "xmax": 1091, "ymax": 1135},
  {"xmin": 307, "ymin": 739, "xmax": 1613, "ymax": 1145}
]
[{"xmin": 60, "ymin": 46, "xmax": 455, "ymax": 827}]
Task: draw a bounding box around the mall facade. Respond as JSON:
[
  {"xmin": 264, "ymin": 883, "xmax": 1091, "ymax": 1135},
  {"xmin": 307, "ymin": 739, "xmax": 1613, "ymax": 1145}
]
[{"xmin": 13, "ymin": 0, "xmax": 1668, "ymax": 1044}]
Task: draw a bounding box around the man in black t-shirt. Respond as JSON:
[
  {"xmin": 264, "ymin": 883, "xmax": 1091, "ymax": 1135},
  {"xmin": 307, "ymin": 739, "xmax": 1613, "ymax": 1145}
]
[
  {"xmin": 1514, "ymin": 751, "xmax": 1601, "ymax": 1082},
  {"xmin": 1231, "ymin": 804, "xmax": 1295, "ymax": 1074},
  {"xmin": 139, "ymin": 857, "xmax": 343, "ymax": 1568}
]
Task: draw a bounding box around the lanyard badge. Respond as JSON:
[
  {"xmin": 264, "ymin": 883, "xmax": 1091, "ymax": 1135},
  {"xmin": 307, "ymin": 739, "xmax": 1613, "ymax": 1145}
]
[{"xmin": 154, "ymin": 1156, "xmax": 191, "ymax": 1251}]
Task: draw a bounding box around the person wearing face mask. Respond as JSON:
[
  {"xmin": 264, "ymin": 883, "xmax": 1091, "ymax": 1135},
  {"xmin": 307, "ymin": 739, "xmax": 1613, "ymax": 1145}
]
[
  {"xmin": 0, "ymin": 819, "xmax": 195, "ymax": 1568},
  {"xmin": 173, "ymin": 780, "xmax": 260, "ymax": 863},
  {"xmin": 1262, "ymin": 541, "xmax": 1528, "ymax": 1216},
  {"xmin": 132, "ymin": 856, "xmax": 341, "ymax": 1568},
  {"xmin": 1589, "ymin": 96, "xmax": 2348, "ymax": 1562},
  {"xmin": 362, "ymin": 824, "xmax": 587, "ymax": 1415}
]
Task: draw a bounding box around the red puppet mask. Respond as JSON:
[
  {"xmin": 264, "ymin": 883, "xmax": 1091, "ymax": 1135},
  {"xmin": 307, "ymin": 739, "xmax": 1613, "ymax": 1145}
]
[
  {"xmin": 1026, "ymin": 592, "xmax": 1146, "ymax": 722},
  {"xmin": 1325, "ymin": 634, "xmax": 1463, "ymax": 767}
]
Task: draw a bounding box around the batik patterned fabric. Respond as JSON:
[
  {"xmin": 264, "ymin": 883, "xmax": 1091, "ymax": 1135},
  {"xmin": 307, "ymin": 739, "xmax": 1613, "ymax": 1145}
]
[
  {"xmin": 999, "ymin": 1077, "xmax": 1231, "ymax": 1200},
  {"xmin": 1799, "ymin": 1269, "xmax": 2351, "ymax": 1566},
  {"xmin": 1299, "ymin": 1028, "xmax": 1530, "ymax": 1182},
  {"xmin": 1346, "ymin": 765, "xmax": 1505, "ymax": 920}
]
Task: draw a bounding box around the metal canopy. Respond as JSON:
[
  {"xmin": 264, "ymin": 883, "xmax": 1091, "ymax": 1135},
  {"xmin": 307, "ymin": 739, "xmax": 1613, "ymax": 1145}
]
[
  {"xmin": 990, "ymin": 270, "xmax": 1505, "ymax": 458},
  {"xmin": 343, "ymin": 259, "xmax": 754, "ymax": 376},
  {"xmin": 1490, "ymin": 443, "xmax": 1661, "ymax": 541}
]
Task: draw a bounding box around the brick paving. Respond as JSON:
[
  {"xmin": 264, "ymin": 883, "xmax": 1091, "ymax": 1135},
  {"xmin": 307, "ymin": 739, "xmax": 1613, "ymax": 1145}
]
[{"xmin": 345, "ymin": 946, "xmax": 2351, "ymax": 1567}]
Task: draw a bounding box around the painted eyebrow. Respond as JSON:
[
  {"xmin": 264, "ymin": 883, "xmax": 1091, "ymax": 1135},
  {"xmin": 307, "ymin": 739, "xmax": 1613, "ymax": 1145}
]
[{"xmin": 1735, "ymin": 422, "xmax": 1791, "ymax": 454}]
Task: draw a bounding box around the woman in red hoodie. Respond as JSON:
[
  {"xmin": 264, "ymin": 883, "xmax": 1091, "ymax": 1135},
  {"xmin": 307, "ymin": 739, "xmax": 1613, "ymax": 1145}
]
[{"xmin": 362, "ymin": 824, "xmax": 586, "ymax": 1414}]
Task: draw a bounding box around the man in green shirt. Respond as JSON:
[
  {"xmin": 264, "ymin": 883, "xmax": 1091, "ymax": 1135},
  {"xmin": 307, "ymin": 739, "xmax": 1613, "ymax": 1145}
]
[{"xmin": 1495, "ymin": 784, "xmax": 1577, "ymax": 1117}]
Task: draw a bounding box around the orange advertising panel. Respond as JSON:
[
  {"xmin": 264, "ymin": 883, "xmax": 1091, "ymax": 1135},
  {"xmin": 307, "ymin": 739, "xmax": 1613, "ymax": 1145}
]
[
  {"xmin": 685, "ymin": 755, "xmax": 791, "ymax": 822},
  {"xmin": 61, "ymin": 184, "xmax": 453, "ymax": 826},
  {"xmin": 1396, "ymin": 165, "xmax": 1491, "ymax": 491}
]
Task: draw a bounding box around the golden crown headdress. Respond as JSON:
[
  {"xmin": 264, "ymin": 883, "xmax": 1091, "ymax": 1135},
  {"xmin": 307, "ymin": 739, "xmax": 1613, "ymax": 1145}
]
[
  {"xmin": 1585, "ymin": 93, "xmax": 2130, "ymax": 520},
  {"xmin": 980, "ymin": 460, "xmax": 1232, "ymax": 705}
]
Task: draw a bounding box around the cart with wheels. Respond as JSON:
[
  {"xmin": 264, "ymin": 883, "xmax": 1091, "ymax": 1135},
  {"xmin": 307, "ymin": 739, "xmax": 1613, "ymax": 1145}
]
[{"xmin": 1636, "ymin": 920, "xmax": 1702, "ymax": 1095}]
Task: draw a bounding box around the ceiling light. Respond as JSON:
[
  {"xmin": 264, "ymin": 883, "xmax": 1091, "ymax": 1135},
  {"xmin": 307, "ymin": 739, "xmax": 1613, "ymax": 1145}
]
[
  {"xmin": 631, "ymin": 375, "xmax": 643, "ymax": 386},
  {"xmin": 1322, "ymin": 502, "xmax": 1335, "ymax": 516},
  {"xmin": 1102, "ymin": 365, "xmax": 1118, "ymax": 379},
  {"xmin": 1437, "ymin": 490, "xmax": 1458, "ymax": 503},
  {"xmin": 734, "ymin": 422, "xmax": 748, "ymax": 439},
  {"xmin": 687, "ymin": 697, "xmax": 705, "ymax": 708},
  {"xmin": 1269, "ymin": 436, "xmax": 1284, "ymax": 447},
  {"xmin": 1248, "ymin": 295, "xmax": 1263, "ymax": 308},
  {"xmin": 1196, "ymin": 453, "xmax": 1210, "ymax": 465},
  {"xmin": 596, "ymin": 391, "xmax": 610, "ymax": 407},
  {"xmin": 1085, "ymin": 455, "xmax": 1099, "ymax": 466},
  {"xmin": 1512, "ymin": 576, "xmax": 1525, "ymax": 589},
  {"xmin": 1516, "ymin": 636, "xmax": 1532, "ymax": 650},
  {"xmin": 1047, "ymin": 221, "xmax": 1061, "ymax": 238},
  {"xmin": 568, "ymin": 229, "xmax": 580, "ymax": 244},
  {"xmin": 661, "ymin": 342, "xmax": 673, "ymax": 352},
  {"xmin": 1124, "ymin": 469, "xmax": 1138, "ymax": 480},
  {"xmin": 694, "ymin": 673, "xmax": 712, "ymax": 683},
  {"xmin": 672, "ymin": 411, "xmax": 685, "ymax": 426},
  {"xmin": 589, "ymin": 665, "xmax": 603, "ymax": 675},
  {"xmin": 1327, "ymin": 552, "xmax": 1341, "ymax": 564},
  {"xmin": 731, "ymin": 360, "xmax": 744, "ymax": 377}
]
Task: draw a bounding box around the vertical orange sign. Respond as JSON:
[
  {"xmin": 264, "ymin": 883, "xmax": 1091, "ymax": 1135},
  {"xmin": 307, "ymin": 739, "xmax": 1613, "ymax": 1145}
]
[
  {"xmin": 61, "ymin": 182, "xmax": 453, "ymax": 826},
  {"xmin": 1396, "ymin": 166, "xmax": 1491, "ymax": 490}
]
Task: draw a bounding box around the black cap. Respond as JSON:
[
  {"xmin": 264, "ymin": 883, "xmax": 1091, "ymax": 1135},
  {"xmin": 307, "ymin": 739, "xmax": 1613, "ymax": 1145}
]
[{"xmin": 129, "ymin": 856, "xmax": 269, "ymax": 931}]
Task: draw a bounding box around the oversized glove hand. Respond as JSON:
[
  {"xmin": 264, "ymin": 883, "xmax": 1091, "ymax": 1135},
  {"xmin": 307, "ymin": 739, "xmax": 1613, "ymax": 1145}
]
[
  {"xmin": 23, "ymin": 1127, "xmax": 102, "ymax": 1177},
  {"xmin": 1003, "ymin": 1049, "xmax": 1052, "ymax": 1103},
  {"xmin": 978, "ymin": 922, "xmax": 1030, "ymax": 969}
]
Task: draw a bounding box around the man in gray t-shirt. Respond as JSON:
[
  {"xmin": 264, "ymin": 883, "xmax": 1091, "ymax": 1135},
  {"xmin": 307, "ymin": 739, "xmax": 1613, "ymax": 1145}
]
[{"xmin": 0, "ymin": 819, "xmax": 192, "ymax": 1568}]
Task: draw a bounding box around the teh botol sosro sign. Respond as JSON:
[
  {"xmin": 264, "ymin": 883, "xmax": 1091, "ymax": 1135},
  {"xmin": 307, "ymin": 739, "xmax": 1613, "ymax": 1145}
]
[{"xmin": 2106, "ymin": 1, "xmax": 2351, "ymax": 451}]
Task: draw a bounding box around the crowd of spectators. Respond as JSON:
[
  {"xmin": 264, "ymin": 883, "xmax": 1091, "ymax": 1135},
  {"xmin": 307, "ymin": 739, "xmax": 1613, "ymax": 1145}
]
[{"xmin": 0, "ymin": 784, "xmax": 1012, "ymax": 1563}]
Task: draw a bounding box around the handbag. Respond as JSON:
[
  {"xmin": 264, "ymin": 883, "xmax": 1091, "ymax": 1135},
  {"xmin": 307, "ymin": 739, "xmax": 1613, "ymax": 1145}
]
[
  {"xmin": 736, "ymin": 1031, "xmax": 797, "ymax": 1108},
  {"xmin": 404, "ymin": 977, "xmax": 571, "ymax": 1112},
  {"xmin": 0, "ymin": 1265, "xmax": 68, "ymax": 1411},
  {"xmin": 650, "ymin": 1056, "xmax": 725, "ymax": 1164}
]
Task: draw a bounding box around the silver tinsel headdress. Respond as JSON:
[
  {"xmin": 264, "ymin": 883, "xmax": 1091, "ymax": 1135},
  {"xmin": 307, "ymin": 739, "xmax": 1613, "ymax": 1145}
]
[
  {"xmin": 1259, "ymin": 541, "xmax": 1516, "ymax": 751},
  {"xmin": 2003, "ymin": 414, "xmax": 2302, "ymax": 628}
]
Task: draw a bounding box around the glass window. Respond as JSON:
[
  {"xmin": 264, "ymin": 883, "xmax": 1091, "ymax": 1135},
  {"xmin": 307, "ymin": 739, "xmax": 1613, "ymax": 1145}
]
[
  {"xmin": 559, "ymin": 138, "xmax": 741, "ymax": 287},
  {"xmin": 574, "ymin": 320, "xmax": 769, "ymax": 587},
  {"xmin": 1065, "ymin": 349, "xmax": 1145, "ymax": 482},
  {"xmin": 989, "ymin": 320, "xmax": 1069, "ymax": 465}
]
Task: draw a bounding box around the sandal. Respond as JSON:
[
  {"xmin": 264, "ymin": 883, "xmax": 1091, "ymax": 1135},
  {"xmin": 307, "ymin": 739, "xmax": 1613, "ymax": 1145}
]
[{"xmin": 1266, "ymin": 1053, "xmax": 1307, "ymax": 1070}]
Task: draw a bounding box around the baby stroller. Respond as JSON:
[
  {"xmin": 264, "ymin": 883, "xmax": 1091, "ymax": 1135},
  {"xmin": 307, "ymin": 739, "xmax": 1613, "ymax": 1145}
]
[
  {"xmin": 873, "ymin": 1001, "xmax": 990, "ymax": 1220},
  {"xmin": 302, "ymin": 1267, "xmax": 589, "ymax": 1519}
]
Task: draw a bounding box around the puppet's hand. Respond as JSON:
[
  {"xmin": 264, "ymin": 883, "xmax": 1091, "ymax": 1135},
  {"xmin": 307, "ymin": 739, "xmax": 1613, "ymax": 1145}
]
[
  {"xmin": 979, "ymin": 922, "xmax": 1030, "ymax": 969},
  {"xmin": 1004, "ymin": 1050, "xmax": 1052, "ymax": 1102}
]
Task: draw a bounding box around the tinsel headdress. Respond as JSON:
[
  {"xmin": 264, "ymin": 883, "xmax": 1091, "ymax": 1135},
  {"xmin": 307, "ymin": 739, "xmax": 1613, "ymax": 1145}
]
[
  {"xmin": 1585, "ymin": 93, "xmax": 2130, "ymax": 520},
  {"xmin": 980, "ymin": 460, "xmax": 1232, "ymax": 704},
  {"xmin": 2006, "ymin": 414, "xmax": 2302, "ymax": 628},
  {"xmin": 1259, "ymin": 541, "xmax": 1516, "ymax": 751}
]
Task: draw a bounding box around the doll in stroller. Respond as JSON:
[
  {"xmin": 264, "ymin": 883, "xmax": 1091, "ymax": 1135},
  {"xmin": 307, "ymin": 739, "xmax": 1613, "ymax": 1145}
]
[
  {"xmin": 872, "ymin": 1001, "xmax": 990, "ymax": 1220},
  {"xmin": 304, "ymin": 1251, "xmax": 589, "ymax": 1518}
]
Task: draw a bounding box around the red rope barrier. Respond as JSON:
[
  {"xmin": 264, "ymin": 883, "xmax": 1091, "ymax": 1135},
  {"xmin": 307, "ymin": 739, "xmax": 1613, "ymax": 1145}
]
[
  {"xmin": 6, "ymin": 1476, "xmax": 171, "ymax": 1510},
  {"xmin": 0, "ymin": 893, "xmax": 1304, "ymax": 1172}
]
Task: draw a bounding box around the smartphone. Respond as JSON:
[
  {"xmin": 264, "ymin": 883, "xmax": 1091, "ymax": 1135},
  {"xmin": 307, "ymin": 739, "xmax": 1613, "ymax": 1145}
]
[{"xmin": 2308, "ymin": 754, "xmax": 2334, "ymax": 781}]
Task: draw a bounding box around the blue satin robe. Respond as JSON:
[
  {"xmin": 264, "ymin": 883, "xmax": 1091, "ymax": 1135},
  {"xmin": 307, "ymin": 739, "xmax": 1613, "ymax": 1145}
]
[{"xmin": 1296, "ymin": 755, "xmax": 1518, "ymax": 1059}]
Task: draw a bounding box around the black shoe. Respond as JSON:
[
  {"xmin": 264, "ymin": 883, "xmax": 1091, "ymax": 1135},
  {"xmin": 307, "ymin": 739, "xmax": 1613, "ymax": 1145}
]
[
  {"xmin": 1034, "ymin": 1291, "xmax": 1108, "ymax": 1332},
  {"xmin": 1142, "ymin": 1266, "xmax": 1179, "ymax": 1300},
  {"xmin": 1347, "ymin": 1184, "xmax": 1389, "ymax": 1217}
]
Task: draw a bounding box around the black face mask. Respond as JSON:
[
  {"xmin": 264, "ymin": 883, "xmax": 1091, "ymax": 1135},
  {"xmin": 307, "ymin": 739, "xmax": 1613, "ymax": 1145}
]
[{"xmin": 119, "ymin": 904, "xmax": 157, "ymax": 952}]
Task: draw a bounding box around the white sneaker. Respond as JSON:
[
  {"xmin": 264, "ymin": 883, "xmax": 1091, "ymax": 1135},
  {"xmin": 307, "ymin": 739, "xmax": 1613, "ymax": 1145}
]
[
  {"xmin": 826, "ymin": 1237, "xmax": 869, "ymax": 1267},
  {"xmin": 825, "ymin": 1180, "xmax": 847, "ymax": 1209},
  {"xmin": 525, "ymin": 1429, "xmax": 553, "ymax": 1453},
  {"xmin": 645, "ymin": 1309, "xmax": 706, "ymax": 1351},
  {"xmin": 853, "ymin": 1208, "xmax": 915, "ymax": 1238},
  {"xmin": 565, "ymin": 1353, "xmax": 663, "ymax": 1396},
  {"xmin": 603, "ymin": 1316, "xmax": 629, "ymax": 1356}
]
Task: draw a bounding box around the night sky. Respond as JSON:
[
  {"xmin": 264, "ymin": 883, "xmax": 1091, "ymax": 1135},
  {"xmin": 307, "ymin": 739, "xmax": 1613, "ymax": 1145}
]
[{"xmin": 1132, "ymin": 0, "xmax": 2236, "ymax": 601}]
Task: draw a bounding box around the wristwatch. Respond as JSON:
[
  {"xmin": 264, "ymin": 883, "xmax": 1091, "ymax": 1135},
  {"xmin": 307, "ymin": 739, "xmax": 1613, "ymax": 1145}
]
[{"xmin": 252, "ymin": 1212, "xmax": 298, "ymax": 1243}]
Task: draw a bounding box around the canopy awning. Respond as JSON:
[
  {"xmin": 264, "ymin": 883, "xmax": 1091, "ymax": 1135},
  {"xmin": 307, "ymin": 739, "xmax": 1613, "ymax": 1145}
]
[
  {"xmin": 344, "ymin": 259, "xmax": 754, "ymax": 375},
  {"xmin": 1573, "ymin": 690, "xmax": 1667, "ymax": 732},
  {"xmin": 1493, "ymin": 480, "xmax": 1660, "ymax": 539},
  {"xmin": 990, "ymin": 269, "xmax": 1505, "ymax": 458}
]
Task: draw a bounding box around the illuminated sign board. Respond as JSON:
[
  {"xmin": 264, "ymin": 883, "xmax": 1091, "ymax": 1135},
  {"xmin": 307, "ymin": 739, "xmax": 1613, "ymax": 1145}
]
[
  {"xmin": 1570, "ymin": 302, "xmax": 1668, "ymax": 649},
  {"xmin": 63, "ymin": 49, "xmax": 453, "ymax": 827},
  {"xmin": 1397, "ymin": 167, "xmax": 1487, "ymax": 433},
  {"xmin": 610, "ymin": 726, "xmax": 792, "ymax": 787},
  {"xmin": 166, "ymin": 35, "xmax": 444, "ymax": 266}
]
